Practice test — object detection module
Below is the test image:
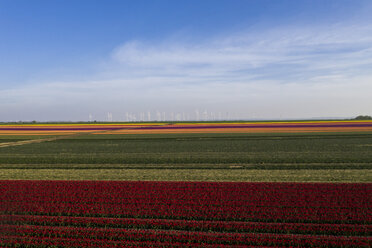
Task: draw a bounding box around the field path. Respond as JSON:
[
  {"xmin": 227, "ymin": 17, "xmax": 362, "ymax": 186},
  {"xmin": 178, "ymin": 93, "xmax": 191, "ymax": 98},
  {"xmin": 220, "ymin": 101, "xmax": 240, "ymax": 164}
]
[
  {"xmin": 0, "ymin": 137, "xmax": 61, "ymax": 148},
  {"xmin": 0, "ymin": 132, "xmax": 91, "ymax": 148},
  {"xmin": 0, "ymin": 124, "xmax": 171, "ymax": 148}
]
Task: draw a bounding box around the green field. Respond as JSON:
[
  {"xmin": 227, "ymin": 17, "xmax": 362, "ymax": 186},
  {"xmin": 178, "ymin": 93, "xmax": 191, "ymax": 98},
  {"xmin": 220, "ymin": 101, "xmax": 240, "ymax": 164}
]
[{"xmin": 0, "ymin": 132, "xmax": 371, "ymax": 182}]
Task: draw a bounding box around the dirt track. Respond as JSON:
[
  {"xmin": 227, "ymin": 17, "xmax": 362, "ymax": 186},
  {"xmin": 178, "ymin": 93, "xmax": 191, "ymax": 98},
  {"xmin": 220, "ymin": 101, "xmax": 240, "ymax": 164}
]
[
  {"xmin": 0, "ymin": 137, "xmax": 61, "ymax": 148},
  {"xmin": 0, "ymin": 125, "xmax": 165, "ymax": 148}
]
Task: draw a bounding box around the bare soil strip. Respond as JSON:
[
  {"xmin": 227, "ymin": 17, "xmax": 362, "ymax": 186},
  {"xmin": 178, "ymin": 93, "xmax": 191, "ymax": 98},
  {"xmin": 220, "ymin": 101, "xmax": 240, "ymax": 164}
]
[
  {"xmin": 0, "ymin": 137, "xmax": 61, "ymax": 148},
  {"xmin": 0, "ymin": 124, "xmax": 169, "ymax": 148}
]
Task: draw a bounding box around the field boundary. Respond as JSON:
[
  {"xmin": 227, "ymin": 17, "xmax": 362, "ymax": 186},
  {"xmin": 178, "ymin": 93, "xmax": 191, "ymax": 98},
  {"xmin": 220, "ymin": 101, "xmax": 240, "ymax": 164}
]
[{"xmin": 0, "ymin": 124, "xmax": 170, "ymax": 148}]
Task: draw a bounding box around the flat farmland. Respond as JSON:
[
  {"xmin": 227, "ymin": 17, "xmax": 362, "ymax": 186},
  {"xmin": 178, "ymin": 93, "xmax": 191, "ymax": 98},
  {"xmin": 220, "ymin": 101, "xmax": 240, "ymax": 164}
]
[
  {"xmin": 1, "ymin": 121, "xmax": 371, "ymax": 247},
  {"xmin": 0, "ymin": 122, "xmax": 372, "ymax": 181}
]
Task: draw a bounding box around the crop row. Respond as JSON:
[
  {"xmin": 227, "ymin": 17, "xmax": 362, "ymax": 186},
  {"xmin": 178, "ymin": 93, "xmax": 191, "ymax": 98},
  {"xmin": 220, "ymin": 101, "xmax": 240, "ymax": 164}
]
[
  {"xmin": 1, "ymin": 181, "xmax": 369, "ymax": 208},
  {"xmin": 1, "ymin": 224, "xmax": 371, "ymax": 247},
  {"xmin": 1, "ymin": 214, "xmax": 370, "ymax": 236},
  {"xmin": 0, "ymin": 235, "xmax": 257, "ymax": 248},
  {"xmin": 2, "ymin": 163, "xmax": 371, "ymax": 170},
  {"xmin": 2, "ymin": 152, "xmax": 372, "ymax": 164},
  {"xmin": 2, "ymin": 204, "xmax": 369, "ymax": 224},
  {"xmin": 1, "ymin": 181, "xmax": 370, "ymax": 224}
]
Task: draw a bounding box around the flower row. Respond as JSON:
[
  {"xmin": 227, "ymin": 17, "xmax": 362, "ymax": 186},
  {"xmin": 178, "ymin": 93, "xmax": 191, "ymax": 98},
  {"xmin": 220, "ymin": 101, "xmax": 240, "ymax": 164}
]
[
  {"xmin": 1, "ymin": 214, "xmax": 370, "ymax": 236},
  {"xmin": 1, "ymin": 224, "xmax": 371, "ymax": 247},
  {"xmin": 1, "ymin": 181, "xmax": 370, "ymax": 224}
]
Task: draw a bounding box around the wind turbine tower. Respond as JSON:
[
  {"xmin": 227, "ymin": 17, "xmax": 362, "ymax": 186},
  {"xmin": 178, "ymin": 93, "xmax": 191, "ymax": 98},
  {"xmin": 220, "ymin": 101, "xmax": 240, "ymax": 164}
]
[
  {"xmin": 195, "ymin": 109, "xmax": 200, "ymax": 121},
  {"xmin": 107, "ymin": 112, "xmax": 113, "ymax": 122}
]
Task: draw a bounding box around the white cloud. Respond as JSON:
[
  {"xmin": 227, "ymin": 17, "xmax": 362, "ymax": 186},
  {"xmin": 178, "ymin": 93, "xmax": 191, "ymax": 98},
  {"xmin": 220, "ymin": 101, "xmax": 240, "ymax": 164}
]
[
  {"xmin": 111, "ymin": 22, "xmax": 372, "ymax": 80},
  {"xmin": 1, "ymin": 21, "xmax": 372, "ymax": 121}
]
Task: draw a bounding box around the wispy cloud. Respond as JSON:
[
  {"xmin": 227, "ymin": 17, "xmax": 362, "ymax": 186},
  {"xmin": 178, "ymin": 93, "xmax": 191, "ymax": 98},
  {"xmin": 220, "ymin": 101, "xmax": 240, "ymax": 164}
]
[
  {"xmin": 112, "ymin": 22, "xmax": 372, "ymax": 82},
  {"xmin": 2, "ymin": 21, "xmax": 372, "ymax": 121}
]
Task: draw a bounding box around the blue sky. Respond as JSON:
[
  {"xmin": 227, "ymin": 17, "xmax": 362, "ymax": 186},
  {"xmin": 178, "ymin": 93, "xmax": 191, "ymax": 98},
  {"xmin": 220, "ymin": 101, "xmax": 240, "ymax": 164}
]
[{"xmin": 1, "ymin": 0, "xmax": 372, "ymax": 121}]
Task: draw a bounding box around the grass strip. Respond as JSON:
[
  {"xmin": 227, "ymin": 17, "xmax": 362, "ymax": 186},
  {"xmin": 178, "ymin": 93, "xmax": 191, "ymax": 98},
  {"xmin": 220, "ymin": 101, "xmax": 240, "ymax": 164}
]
[{"xmin": 0, "ymin": 169, "xmax": 370, "ymax": 182}]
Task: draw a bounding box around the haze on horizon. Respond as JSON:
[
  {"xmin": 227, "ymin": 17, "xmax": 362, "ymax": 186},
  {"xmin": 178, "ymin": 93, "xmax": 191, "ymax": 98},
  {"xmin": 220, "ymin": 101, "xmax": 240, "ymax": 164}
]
[{"xmin": 1, "ymin": 0, "xmax": 372, "ymax": 122}]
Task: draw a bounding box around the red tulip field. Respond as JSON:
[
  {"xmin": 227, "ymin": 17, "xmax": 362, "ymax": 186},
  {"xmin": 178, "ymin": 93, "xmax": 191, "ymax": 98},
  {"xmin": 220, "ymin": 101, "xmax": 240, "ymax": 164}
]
[
  {"xmin": 1, "ymin": 181, "xmax": 371, "ymax": 247},
  {"xmin": 1, "ymin": 121, "xmax": 371, "ymax": 247}
]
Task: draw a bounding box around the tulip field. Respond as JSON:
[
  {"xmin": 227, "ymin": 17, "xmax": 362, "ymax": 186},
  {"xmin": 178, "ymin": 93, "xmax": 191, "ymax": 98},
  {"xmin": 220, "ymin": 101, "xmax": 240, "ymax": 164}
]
[
  {"xmin": 1, "ymin": 181, "xmax": 371, "ymax": 247},
  {"xmin": 0, "ymin": 120, "xmax": 371, "ymax": 247}
]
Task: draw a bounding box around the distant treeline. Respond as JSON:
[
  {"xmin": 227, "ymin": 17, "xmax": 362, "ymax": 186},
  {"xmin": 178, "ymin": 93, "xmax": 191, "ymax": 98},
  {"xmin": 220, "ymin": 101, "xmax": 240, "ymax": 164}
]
[{"xmin": 355, "ymin": 115, "xmax": 372, "ymax": 120}]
